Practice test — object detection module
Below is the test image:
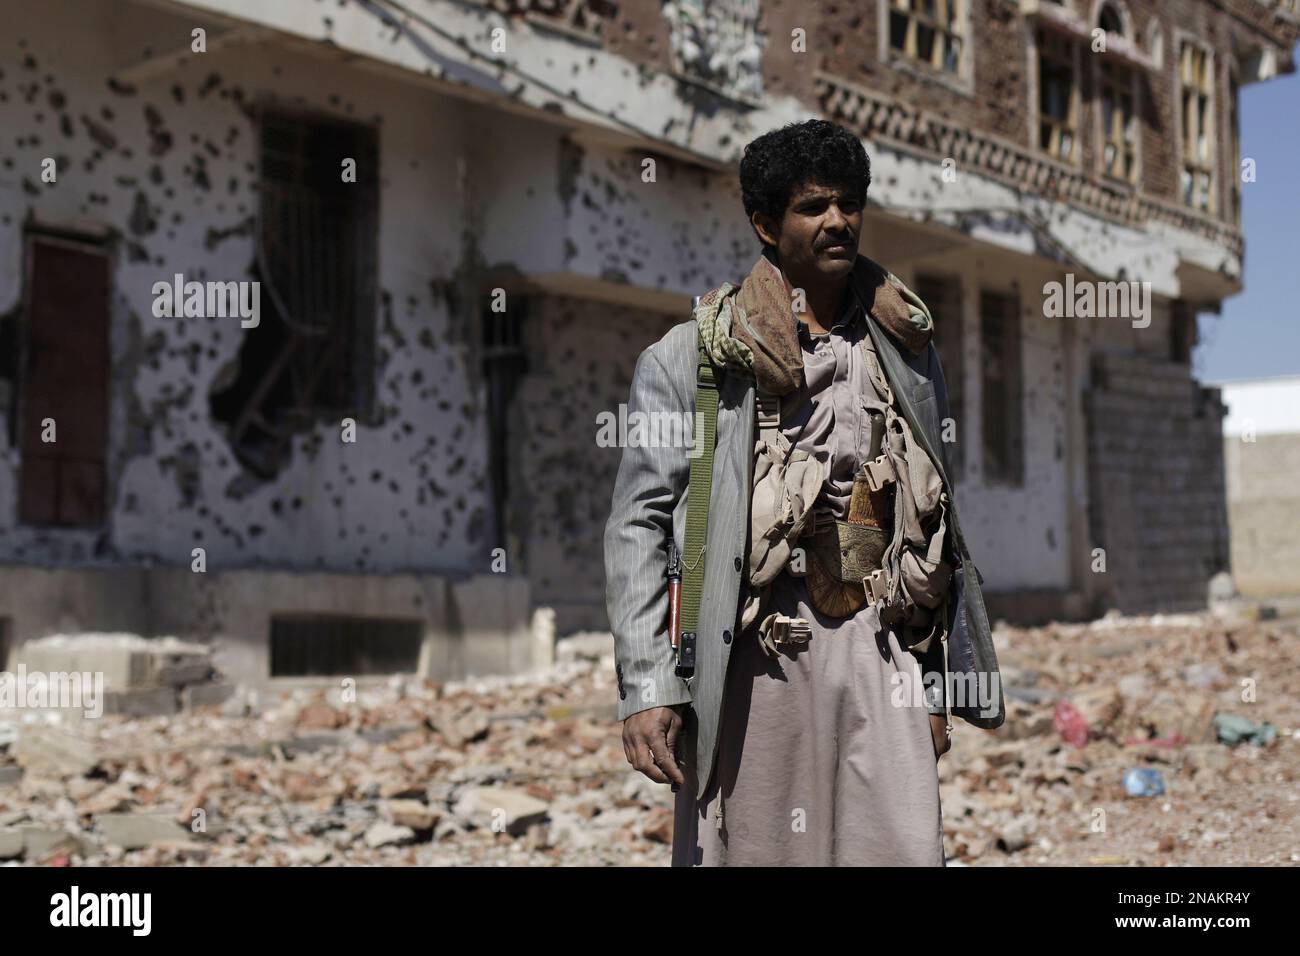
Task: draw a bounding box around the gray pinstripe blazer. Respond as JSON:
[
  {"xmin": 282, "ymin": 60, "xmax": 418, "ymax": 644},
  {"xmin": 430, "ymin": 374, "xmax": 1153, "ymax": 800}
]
[{"xmin": 604, "ymin": 310, "xmax": 1002, "ymax": 801}]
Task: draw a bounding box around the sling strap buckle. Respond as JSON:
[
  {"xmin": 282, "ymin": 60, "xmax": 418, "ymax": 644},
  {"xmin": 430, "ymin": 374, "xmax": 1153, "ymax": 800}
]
[
  {"xmin": 771, "ymin": 615, "xmax": 811, "ymax": 646},
  {"xmin": 863, "ymin": 568, "xmax": 889, "ymax": 603},
  {"xmin": 863, "ymin": 454, "xmax": 897, "ymax": 493}
]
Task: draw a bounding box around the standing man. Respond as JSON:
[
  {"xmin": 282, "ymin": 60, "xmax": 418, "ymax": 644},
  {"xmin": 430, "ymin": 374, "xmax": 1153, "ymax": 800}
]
[{"xmin": 604, "ymin": 119, "xmax": 1003, "ymax": 866}]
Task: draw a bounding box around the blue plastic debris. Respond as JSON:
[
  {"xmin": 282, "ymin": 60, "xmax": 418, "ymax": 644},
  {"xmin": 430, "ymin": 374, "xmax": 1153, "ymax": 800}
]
[{"xmin": 1122, "ymin": 767, "xmax": 1165, "ymax": 797}]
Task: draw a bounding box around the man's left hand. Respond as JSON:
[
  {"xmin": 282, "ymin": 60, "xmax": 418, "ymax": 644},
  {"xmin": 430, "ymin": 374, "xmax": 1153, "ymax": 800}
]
[{"xmin": 928, "ymin": 714, "xmax": 951, "ymax": 759}]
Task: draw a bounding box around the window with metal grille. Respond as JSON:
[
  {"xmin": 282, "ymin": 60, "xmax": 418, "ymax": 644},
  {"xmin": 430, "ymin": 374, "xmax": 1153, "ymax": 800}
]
[
  {"xmin": 269, "ymin": 614, "xmax": 423, "ymax": 677},
  {"xmin": 916, "ymin": 273, "xmax": 965, "ymax": 482},
  {"xmin": 979, "ymin": 289, "xmax": 1024, "ymax": 486},
  {"xmin": 209, "ymin": 108, "xmax": 379, "ymax": 480}
]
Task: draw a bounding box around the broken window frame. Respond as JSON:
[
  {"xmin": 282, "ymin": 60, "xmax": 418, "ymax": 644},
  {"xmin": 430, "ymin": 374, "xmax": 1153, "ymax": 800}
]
[
  {"xmin": 888, "ymin": 0, "xmax": 966, "ymax": 76},
  {"xmin": 1227, "ymin": 65, "xmax": 1241, "ymax": 225},
  {"xmin": 1098, "ymin": 56, "xmax": 1139, "ymax": 184},
  {"xmin": 218, "ymin": 104, "xmax": 379, "ymax": 480},
  {"xmin": 1178, "ymin": 40, "xmax": 1216, "ymax": 215},
  {"xmin": 1036, "ymin": 26, "xmax": 1079, "ymax": 163}
]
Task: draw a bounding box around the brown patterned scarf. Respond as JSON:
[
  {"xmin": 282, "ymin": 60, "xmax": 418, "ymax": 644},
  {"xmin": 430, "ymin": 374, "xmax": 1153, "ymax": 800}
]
[{"xmin": 729, "ymin": 250, "xmax": 934, "ymax": 396}]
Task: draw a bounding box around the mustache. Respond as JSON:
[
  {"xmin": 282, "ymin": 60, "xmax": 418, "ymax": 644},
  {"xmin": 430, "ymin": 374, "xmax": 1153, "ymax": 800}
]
[{"xmin": 819, "ymin": 235, "xmax": 855, "ymax": 250}]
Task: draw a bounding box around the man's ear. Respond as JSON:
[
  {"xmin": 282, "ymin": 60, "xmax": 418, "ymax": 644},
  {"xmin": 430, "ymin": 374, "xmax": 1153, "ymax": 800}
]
[{"xmin": 751, "ymin": 211, "xmax": 779, "ymax": 249}]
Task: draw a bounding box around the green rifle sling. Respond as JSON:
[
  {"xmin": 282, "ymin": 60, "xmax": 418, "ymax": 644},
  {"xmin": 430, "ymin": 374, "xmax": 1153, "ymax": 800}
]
[{"xmin": 679, "ymin": 329, "xmax": 719, "ymax": 639}]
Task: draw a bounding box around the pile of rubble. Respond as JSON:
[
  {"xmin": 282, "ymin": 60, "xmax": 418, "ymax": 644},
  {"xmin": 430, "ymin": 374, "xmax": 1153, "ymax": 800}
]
[
  {"xmin": 938, "ymin": 609, "xmax": 1300, "ymax": 866},
  {"xmin": 0, "ymin": 614, "xmax": 1296, "ymax": 866},
  {"xmin": 0, "ymin": 633, "xmax": 670, "ymax": 866}
]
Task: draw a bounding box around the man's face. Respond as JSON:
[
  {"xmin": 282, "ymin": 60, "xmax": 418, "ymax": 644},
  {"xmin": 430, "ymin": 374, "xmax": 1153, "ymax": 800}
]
[{"xmin": 752, "ymin": 180, "xmax": 863, "ymax": 286}]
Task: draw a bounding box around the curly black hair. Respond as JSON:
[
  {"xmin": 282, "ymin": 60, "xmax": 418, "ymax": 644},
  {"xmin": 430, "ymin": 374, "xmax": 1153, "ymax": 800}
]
[{"xmin": 739, "ymin": 119, "xmax": 871, "ymax": 245}]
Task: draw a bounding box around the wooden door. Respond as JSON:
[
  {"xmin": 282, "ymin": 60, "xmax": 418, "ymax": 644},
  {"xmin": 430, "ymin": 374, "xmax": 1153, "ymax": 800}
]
[{"xmin": 18, "ymin": 235, "xmax": 110, "ymax": 527}]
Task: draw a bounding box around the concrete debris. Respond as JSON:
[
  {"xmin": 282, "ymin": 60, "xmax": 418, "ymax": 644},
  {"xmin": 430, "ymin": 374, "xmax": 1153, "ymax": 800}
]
[
  {"xmin": 363, "ymin": 822, "xmax": 416, "ymax": 848},
  {"xmin": 10, "ymin": 633, "xmax": 229, "ymax": 717},
  {"xmin": 95, "ymin": 812, "xmax": 192, "ymax": 850},
  {"xmin": 18, "ymin": 633, "xmax": 213, "ymax": 690},
  {"xmin": 555, "ymin": 632, "xmax": 615, "ymax": 664},
  {"xmin": 453, "ymin": 786, "xmax": 549, "ymax": 836},
  {"xmin": 0, "ymin": 609, "xmax": 1294, "ymax": 866}
]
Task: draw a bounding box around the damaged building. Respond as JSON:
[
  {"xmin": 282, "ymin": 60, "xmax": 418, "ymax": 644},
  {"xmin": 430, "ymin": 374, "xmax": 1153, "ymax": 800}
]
[{"xmin": 0, "ymin": 0, "xmax": 1295, "ymax": 690}]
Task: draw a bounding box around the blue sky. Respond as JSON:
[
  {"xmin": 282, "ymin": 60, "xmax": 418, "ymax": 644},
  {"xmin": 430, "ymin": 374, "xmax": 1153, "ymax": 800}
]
[{"xmin": 1195, "ymin": 44, "xmax": 1300, "ymax": 384}]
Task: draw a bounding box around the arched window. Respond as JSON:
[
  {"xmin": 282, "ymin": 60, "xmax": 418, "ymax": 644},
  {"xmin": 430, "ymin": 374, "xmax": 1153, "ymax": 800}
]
[
  {"xmin": 1095, "ymin": 1, "xmax": 1138, "ymax": 183},
  {"xmin": 1098, "ymin": 2, "xmax": 1125, "ymax": 37}
]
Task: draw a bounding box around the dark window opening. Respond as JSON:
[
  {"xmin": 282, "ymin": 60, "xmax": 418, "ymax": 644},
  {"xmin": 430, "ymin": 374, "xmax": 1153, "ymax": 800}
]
[
  {"xmin": 210, "ymin": 108, "xmax": 379, "ymax": 481},
  {"xmin": 1170, "ymin": 301, "xmax": 1196, "ymax": 364},
  {"xmin": 1098, "ymin": 3, "xmax": 1124, "ymax": 37},
  {"xmin": 979, "ymin": 289, "xmax": 1024, "ymax": 486},
  {"xmin": 483, "ymin": 298, "xmax": 529, "ymax": 552},
  {"xmin": 269, "ymin": 614, "xmax": 423, "ymax": 677},
  {"xmin": 916, "ymin": 273, "xmax": 965, "ymax": 481}
]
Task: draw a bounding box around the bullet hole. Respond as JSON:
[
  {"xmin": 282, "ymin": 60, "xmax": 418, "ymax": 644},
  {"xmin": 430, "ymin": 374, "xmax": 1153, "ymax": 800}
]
[
  {"xmin": 144, "ymin": 105, "xmax": 173, "ymax": 157},
  {"xmin": 185, "ymin": 153, "xmax": 211, "ymax": 190},
  {"xmin": 171, "ymin": 84, "xmax": 185, "ymax": 105},
  {"xmin": 128, "ymin": 192, "xmax": 157, "ymax": 235},
  {"xmin": 198, "ymin": 73, "xmax": 221, "ymax": 97},
  {"xmin": 107, "ymin": 76, "xmax": 136, "ymax": 96}
]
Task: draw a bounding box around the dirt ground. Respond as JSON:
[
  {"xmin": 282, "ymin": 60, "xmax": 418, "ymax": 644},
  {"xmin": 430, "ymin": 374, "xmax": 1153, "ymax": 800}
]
[{"xmin": 1, "ymin": 604, "xmax": 1296, "ymax": 866}]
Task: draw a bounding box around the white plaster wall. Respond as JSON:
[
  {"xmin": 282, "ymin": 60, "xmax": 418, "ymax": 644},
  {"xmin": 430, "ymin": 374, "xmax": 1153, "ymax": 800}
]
[
  {"xmin": 898, "ymin": 244, "xmax": 1076, "ymax": 593},
  {"xmin": 0, "ymin": 0, "xmax": 492, "ymax": 572}
]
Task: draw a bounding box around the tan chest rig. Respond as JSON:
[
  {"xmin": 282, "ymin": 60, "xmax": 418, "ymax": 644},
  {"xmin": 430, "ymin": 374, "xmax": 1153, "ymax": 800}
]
[{"xmin": 744, "ymin": 331, "xmax": 953, "ymax": 659}]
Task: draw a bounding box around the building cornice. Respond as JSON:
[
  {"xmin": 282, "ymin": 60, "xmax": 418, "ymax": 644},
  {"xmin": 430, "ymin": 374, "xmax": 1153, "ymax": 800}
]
[{"xmin": 815, "ymin": 70, "xmax": 1245, "ymax": 260}]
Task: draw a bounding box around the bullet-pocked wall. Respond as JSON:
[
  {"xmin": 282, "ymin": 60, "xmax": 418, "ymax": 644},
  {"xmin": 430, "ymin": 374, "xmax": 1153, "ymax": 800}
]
[
  {"xmin": 0, "ymin": 0, "xmax": 493, "ymax": 573},
  {"xmin": 510, "ymin": 293, "xmax": 681, "ymax": 634},
  {"xmin": 894, "ymin": 241, "xmax": 1077, "ymax": 597}
]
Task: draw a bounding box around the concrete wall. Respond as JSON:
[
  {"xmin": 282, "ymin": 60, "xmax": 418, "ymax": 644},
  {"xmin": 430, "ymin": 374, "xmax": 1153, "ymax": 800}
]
[
  {"xmin": 1224, "ymin": 433, "xmax": 1300, "ymax": 595},
  {"xmin": 1220, "ymin": 377, "xmax": 1300, "ymax": 596},
  {"xmin": 0, "ymin": 566, "xmax": 533, "ymax": 687}
]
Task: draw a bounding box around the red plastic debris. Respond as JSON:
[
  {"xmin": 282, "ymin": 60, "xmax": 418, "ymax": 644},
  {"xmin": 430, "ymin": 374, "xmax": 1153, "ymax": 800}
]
[{"xmin": 1053, "ymin": 698, "xmax": 1089, "ymax": 748}]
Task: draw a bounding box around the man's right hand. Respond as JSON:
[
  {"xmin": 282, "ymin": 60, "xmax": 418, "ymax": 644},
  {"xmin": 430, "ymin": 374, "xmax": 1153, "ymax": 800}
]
[{"xmin": 622, "ymin": 705, "xmax": 686, "ymax": 787}]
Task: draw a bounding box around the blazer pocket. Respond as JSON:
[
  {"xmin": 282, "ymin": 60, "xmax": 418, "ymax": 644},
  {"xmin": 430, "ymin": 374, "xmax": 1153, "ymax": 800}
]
[{"xmin": 912, "ymin": 381, "xmax": 936, "ymax": 405}]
